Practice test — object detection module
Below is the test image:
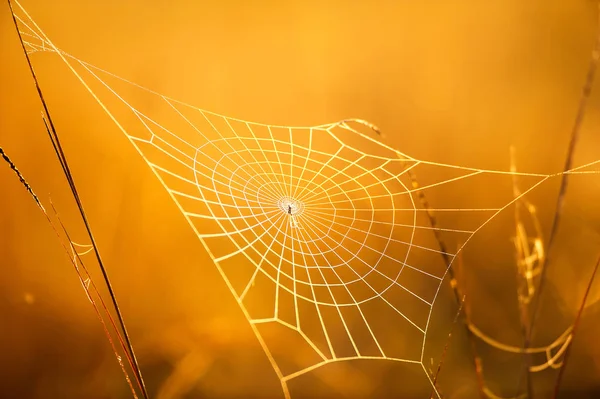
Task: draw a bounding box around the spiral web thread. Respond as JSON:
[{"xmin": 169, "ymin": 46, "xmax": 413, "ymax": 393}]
[{"xmin": 12, "ymin": 2, "xmax": 600, "ymax": 397}]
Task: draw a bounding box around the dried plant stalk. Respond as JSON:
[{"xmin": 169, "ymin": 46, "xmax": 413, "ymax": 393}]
[
  {"xmin": 407, "ymin": 169, "xmax": 487, "ymax": 399},
  {"xmin": 429, "ymin": 295, "xmax": 466, "ymax": 399},
  {"xmin": 7, "ymin": 0, "xmax": 149, "ymax": 395},
  {"xmin": 552, "ymin": 255, "xmax": 600, "ymax": 399},
  {"xmin": 1, "ymin": 145, "xmax": 140, "ymax": 397},
  {"xmin": 518, "ymin": 4, "xmax": 600, "ymax": 397}
]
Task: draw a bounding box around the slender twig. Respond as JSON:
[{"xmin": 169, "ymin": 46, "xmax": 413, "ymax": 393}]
[
  {"xmin": 0, "ymin": 145, "xmax": 139, "ymax": 398},
  {"xmin": 407, "ymin": 170, "xmax": 454, "ymax": 270},
  {"xmin": 519, "ymin": 5, "xmax": 600, "ymax": 396},
  {"xmin": 363, "ymin": 115, "xmax": 486, "ymax": 396},
  {"xmin": 457, "ymin": 248, "xmax": 487, "ymax": 398},
  {"xmin": 7, "ymin": 1, "xmax": 148, "ymax": 398},
  {"xmin": 430, "ymin": 295, "xmax": 466, "ymax": 399},
  {"xmin": 0, "ymin": 146, "xmax": 44, "ymax": 210},
  {"xmin": 552, "ymin": 255, "xmax": 600, "ymax": 399},
  {"xmin": 408, "ymin": 169, "xmax": 487, "ymax": 399}
]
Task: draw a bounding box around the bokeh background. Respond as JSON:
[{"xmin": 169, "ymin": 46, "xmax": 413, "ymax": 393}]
[{"xmin": 1, "ymin": 0, "xmax": 600, "ymax": 398}]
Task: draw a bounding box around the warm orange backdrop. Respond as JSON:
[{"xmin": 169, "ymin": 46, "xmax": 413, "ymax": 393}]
[{"xmin": 1, "ymin": 1, "xmax": 599, "ymax": 398}]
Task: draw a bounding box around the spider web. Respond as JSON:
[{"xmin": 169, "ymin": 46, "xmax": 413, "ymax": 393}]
[{"xmin": 11, "ymin": 2, "xmax": 600, "ymax": 397}]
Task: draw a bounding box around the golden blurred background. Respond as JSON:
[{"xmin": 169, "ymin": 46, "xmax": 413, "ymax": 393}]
[{"xmin": 1, "ymin": 0, "xmax": 600, "ymax": 398}]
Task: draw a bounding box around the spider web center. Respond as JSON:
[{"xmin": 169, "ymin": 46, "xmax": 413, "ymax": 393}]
[{"xmin": 276, "ymin": 196, "xmax": 305, "ymax": 216}]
